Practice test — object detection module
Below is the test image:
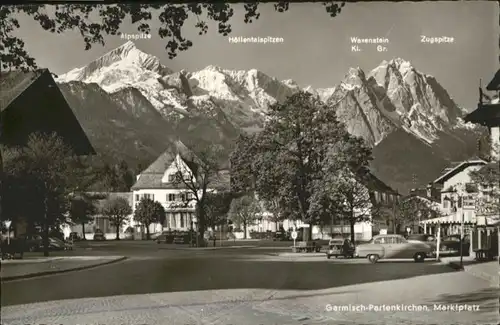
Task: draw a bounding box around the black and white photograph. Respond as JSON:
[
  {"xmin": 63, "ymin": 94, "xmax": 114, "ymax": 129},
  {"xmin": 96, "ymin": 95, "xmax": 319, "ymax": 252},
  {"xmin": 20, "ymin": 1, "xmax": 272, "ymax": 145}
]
[{"xmin": 1, "ymin": 1, "xmax": 499, "ymax": 325}]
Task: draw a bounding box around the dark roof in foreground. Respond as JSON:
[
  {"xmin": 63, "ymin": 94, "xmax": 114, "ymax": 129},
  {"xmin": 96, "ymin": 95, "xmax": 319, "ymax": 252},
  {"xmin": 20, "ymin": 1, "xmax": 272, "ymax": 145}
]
[
  {"xmin": 464, "ymin": 102, "xmax": 500, "ymax": 127},
  {"xmin": 0, "ymin": 70, "xmax": 44, "ymax": 112},
  {"xmin": 486, "ymin": 69, "xmax": 500, "ymax": 91},
  {"xmin": 1, "ymin": 69, "xmax": 96, "ymax": 156}
]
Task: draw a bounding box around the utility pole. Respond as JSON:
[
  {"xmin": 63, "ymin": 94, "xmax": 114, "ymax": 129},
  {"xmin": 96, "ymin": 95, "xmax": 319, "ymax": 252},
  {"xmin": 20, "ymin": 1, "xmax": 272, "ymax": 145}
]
[
  {"xmin": 458, "ymin": 195, "xmax": 464, "ymax": 270},
  {"xmin": 0, "ymin": 95, "xmax": 3, "ymax": 239}
]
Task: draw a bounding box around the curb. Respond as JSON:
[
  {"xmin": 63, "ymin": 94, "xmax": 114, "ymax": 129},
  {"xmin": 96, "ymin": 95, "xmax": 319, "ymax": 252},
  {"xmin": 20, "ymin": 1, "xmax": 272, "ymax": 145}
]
[
  {"xmin": 1, "ymin": 256, "xmax": 128, "ymax": 282},
  {"xmin": 466, "ymin": 269, "xmax": 499, "ymax": 286},
  {"xmin": 276, "ymin": 253, "xmax": 326, "ymax": 258},
  {"xmin": 159, "ymin": 246, "xmax": 257, "ymax": 250},
  {"xmin": 0, "ymin": 257, "xmax": 64, "ymax": 264},
  {"xmin": 446, "ymin": 261, "xmax": 499, "ymax": 285}
]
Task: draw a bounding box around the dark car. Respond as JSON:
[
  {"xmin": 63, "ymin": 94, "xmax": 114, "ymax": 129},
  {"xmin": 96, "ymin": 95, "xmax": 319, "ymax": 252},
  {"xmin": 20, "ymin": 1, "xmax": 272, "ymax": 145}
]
[
  {"xmin": 93, "ymin": 229, "xmax": 106, "ymax": 241},
  {"xmin": 18, "ymin": 234, "xmax": 43, "ymax": 252},
  {"xmin": 407, "ymin": 234, "xmax": 436, "ymax": 243},
  {"xmin": 173, "ymin": 231, "xmax": 192, "ymax": 244},
  {"xmin": 440, "ymin": 234, "xmax": 470, "ymax": 255},
  {"xmin": 326, "ymin": 238, "xmax": 355, "ymax": 259},
  {"xmin": 156, "ymin": 231, "xmax": 175, "ymax": 244},
  {"xmin": 68, "ymin": 232, "xmax": 82, "ymax": 242},
  {"xmin": 1, "ymin": 238, "xmax": 26, "ymax": 259}
]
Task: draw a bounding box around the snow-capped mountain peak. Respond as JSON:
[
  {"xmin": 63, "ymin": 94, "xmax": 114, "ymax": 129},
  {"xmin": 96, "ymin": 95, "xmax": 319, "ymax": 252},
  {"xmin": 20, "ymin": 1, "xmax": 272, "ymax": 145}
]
[
  {"xmin": 57, "ymin": 41, "xmax": 172, "ymax": 85},
  {"xmin": 56, "ymin": 41, "xmax": 475, "ymax": 148}
]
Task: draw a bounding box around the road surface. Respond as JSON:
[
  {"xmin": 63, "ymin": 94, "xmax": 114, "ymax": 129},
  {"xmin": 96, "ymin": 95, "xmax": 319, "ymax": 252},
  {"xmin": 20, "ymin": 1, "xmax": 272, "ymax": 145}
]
[{"xmin": 2, "ymin": 241, "xmax": 498, "ymax": 325}]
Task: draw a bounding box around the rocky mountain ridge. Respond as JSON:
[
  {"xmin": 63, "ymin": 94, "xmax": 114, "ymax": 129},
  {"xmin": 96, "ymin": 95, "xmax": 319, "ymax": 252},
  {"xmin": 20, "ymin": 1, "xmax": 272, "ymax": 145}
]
[{"xmin": 56, "ymin": 41, "xmax": 484, "ymax": 194}]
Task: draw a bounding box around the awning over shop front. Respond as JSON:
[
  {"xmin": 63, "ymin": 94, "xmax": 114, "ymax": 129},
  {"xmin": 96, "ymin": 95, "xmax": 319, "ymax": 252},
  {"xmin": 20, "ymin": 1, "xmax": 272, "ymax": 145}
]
[
  {"xmin": 420, "ymin": 215, "xmax": 476, "ymax": 225},
  {"xmin": 420, "ymin": 215, "xmax": 500, "ymax": 226}
]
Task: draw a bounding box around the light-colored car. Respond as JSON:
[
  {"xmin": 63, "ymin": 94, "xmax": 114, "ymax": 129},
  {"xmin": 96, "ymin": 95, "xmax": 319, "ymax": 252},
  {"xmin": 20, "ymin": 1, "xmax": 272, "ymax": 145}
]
[{"xmin": 355, "ymin": 234, "xmax": 433, "ymax": 263}]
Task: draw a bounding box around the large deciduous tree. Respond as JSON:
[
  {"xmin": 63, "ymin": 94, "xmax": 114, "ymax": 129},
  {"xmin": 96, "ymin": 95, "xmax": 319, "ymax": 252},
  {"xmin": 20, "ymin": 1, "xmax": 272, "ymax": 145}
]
[
  {"xmin": 171, "ymin": 143, "xmax": 228, "ymax": 246},
  {"xmin": 230, "ymin": 91, "xmax": 372, "ymax": 242},
  {"xmin": 134, "ymin": 198, "xmax": 166, "ymax": 240},
  {"xmin": 311, "ymin": 168, "xmax": 374, "ymax": 245},
  {"xmin": 3, "ymin": 132, "xmax": 79, "ymax": 256},
  {"xmin": 100, "ymin": 196, "xmax": 132, "ymax": 240},
  {"xmin": 228, "ymin": 194, "xmax": 261, "ymax": 239}
]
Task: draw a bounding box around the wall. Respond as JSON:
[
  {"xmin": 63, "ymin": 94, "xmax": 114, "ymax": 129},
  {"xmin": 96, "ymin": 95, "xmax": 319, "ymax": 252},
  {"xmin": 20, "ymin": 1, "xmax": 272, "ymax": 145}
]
[
  {"xmin": 440, "ymin": 165, "xmax": 484, "ymax": 224},
  {"xmin": 132, "ymin": 154, "xmax": 220, "ymax": 232},
  {"xmin": 490, "ymin": 126, "xmax": 500, "ymax": 161}
]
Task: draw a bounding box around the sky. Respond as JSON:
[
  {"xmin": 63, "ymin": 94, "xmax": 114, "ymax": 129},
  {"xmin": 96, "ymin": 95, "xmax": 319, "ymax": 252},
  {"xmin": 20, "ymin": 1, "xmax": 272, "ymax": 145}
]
[{"xmin": 12, "ymin": 1, "xmax": 498, "ymax": 111}]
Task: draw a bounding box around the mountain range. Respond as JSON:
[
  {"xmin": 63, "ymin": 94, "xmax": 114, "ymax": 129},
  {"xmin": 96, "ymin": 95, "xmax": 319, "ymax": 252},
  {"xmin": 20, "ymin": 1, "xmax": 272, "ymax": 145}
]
[{"xmin": 55, "ymin": 41, "xmax": 485, "ymax": 194}]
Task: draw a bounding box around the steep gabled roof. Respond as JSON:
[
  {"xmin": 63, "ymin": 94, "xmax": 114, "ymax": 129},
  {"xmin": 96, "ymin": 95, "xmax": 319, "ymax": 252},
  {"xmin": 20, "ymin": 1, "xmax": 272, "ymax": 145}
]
[
  {"xmin": 1, "ymin": 69, "xmax": 95, "ymax": 156},
  {"xmin": 464, "ymin": 102, "xmax": 500, "ymax": 127},
  {"xmin": 433, "ymin": 159, "xmax": 487, "ymax": 185},
  {"xmin": 358, "ymin": 169, "xmax": 399, "ymax": 195},
  {"xmin": 131, "ymin": 141, "xmax": 230, "ymax": 190},
  {"xmin": 0, "ymin": 70, "xmax": 44, "ymax": 112},
  {"xmin": 486, "ymin": 69, "xmax": 500, "ymax": 91},
  {"xmin": 140, "ymin": 150, "xmax": 177, "ymax": 174}
]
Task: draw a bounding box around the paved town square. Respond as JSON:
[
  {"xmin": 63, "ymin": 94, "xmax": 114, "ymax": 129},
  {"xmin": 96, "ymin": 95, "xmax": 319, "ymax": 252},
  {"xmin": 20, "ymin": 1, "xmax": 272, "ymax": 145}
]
[{"xmin": 2, "ymin": 242, "xmax": 499, "ymax": 325}]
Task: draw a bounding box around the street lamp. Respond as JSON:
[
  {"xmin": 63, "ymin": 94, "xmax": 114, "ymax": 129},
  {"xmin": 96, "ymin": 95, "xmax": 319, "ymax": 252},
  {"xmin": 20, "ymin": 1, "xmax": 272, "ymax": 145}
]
[{"xmin": 444, "ymin": 194, "xmax": 465, "ymax": 270}]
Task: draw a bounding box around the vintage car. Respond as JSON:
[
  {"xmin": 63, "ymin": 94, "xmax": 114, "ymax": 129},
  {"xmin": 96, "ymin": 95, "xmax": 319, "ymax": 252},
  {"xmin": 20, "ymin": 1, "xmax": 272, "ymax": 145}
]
[
  {"xmin": 439, "ymin": 234, "xmax": 471, "ymax": 255},
  {"xmin": 93, "ymin": 229, "xmax": 106, "ymax": 241},
  {"xmin": 49, "ymin": 237, "xmax": 73, "ymax": 251},
  {"xmin": 326, "ymin": 238, "xmax": 354, "ymax": 259},
  {"xmin": 354, "ymin": 234, "xmax": 433, "ymax": 263}
]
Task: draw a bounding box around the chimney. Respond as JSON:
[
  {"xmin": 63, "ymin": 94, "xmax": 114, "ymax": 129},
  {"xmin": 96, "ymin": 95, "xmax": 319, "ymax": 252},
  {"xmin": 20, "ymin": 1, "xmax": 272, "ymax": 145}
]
[{"xmin": 136, "ymin": 174, "xmax": 141, "ymax": 181}]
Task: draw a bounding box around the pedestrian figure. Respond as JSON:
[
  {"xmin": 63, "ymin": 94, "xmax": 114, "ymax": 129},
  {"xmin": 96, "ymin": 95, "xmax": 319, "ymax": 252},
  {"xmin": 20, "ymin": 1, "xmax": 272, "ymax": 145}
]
[{"xmin": 342, "ymin": 239, "xmax": 351, "ymax": 258}]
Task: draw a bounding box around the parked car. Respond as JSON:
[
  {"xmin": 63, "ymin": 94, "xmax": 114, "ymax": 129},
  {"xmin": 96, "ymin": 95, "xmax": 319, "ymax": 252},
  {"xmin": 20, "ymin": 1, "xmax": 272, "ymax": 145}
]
[
  {"xmin": 407, "ymin": 234, "xmax": 435, "ymax": 243},
  {"xmin": 93, "ymin": 229, "xmax": 106, "ymax": 241},
  {"xmin": 156, "ymin": 231, "xmax": 175, "ymax": 244},
  {"xmin": 440, "ymin": 234, "xmax": 470, "ymax": 255},
  {"xmin": 326, "ymin": 238, "xmax": 355, "ymax": 259},
  {"xmin": 407, "ymin": 234, "xmax": 437, "ymax": 252},
  {"xmin": 274, "ymin": 230, "xmax": 290, "ymax": 241},
  {"xmin": 1, "ymin": 238, "xmax": 26, "ymax": 259},
  {"xmin": 150, "ymin": 232, "xmax": 162, "ymax": 240},
  {"xmin": 68, "ymin": 232, "xmax": 82, "ymax": 242},
  {"xmin": 173, "ymin": 231, "xmax": 192, "ymax": 244},
  {"xmin": 49, "ymin": 237, "xmax": 73, "ymax": 251},
  {"xmin": 355, "ymin": 234, "xmax": 433, "ymax": 263},
  {"xmin": 17, "ymin": 234, "xmax": 43, "ymax": 252}
]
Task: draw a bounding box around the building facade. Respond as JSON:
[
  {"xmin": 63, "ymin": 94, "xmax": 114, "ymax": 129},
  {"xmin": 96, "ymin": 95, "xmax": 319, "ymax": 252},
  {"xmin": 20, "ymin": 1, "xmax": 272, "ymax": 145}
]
[
  {"xmin": 131, "ymin": 144, "xmax": 229, "ymax": 234},
  {"xmin": 63, "ymin": 192, "xmax": 134, "ymax": 240},
  {"xmin": 421, "ymin": 159, "xmax": 488, "ymax": 236},
  {"xmin": 240, "ymin": 171, "xmax": 399, "ymax": 241}
]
